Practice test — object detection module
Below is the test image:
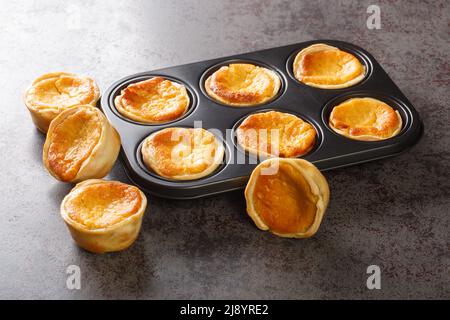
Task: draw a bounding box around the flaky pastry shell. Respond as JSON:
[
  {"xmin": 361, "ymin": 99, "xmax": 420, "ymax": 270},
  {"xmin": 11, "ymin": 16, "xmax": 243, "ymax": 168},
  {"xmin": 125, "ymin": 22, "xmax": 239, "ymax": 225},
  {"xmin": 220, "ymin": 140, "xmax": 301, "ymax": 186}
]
[
  {"xmin": 24, "ymin": 72, "xmax": 100, "ymax": 133},
  {"xmin": 293, "ymin": 44, "xmax": 365, "ymax": 89},
  {"xmin": 245, "ymin": 158, "xmax": 329, "ymax": 238},
  {"xmin": 236, "ymin": 111, "xmax": 316, "ymax": 158},
  {"xmin": 205, "ymin": 63, "xmax": 281, "ymax": 106},
  {"xmin": 329, "ymin": 97, "xmax": 402, "ymax": 141},
  {"xmin": 43, "ymin": 105, "xmax": 120, "ymax": 183},
  {"xmin": 114, "ymin": 77, "xmax": 189, "ymax": 124},
  {"xmin": 60, "ymin": 179, "xmax": 147, "ymax": 253},
  {"xmin": 141, "ymin": 127, "xmax": 225, "ymax": 180}
]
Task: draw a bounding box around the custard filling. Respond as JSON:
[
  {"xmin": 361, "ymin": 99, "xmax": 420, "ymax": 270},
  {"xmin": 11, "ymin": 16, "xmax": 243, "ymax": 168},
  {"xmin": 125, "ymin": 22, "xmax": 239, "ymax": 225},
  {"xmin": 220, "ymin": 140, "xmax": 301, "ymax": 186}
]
[
  {"xmin": 237, "ymin": 111, "xmax": 316, "ymax": 157},
  {"xmin": 299, "ymin": 50, "xmax": 364, "ymax": 85},
  {"xmin": 330, "ymin": 98, "xmax": 401, "ymax": 138},
  {"xmin": 252, "ymin": 162, "xmax": 318, "ymax": 234},
  {"xmin": 145, "ymin": 128, "xmax": 220, "ymax": 177},
  {"xmin": 64, "ymin": 182, "xmax": 142, "ymax": 229},
  {"xmin": 119, "ymin": 77, "xmax": 189, "ymax": 122},
  {"xmin": 29, "ymin": 76, "xmax": 94, "ymax": 108},
  {"xmin": 208, "ymin": 64, "xmax": 279, "ymax": 103},
  {"xmin": 47, "ymin": 108, "xmax": 101, "ymax": 181}
]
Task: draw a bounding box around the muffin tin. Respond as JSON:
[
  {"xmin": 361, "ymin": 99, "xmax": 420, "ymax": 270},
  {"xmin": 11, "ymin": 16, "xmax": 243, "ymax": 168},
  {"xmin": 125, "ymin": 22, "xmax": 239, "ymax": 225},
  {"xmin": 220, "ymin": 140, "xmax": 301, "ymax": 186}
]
[{"xmin": 101, "ymin": 40, "xmax": 423, "ymax": 199}]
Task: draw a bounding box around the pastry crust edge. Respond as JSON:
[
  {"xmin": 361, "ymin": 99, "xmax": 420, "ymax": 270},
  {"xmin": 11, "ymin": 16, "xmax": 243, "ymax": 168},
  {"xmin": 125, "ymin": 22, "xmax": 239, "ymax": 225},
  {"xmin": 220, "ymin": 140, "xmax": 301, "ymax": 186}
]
[
  {"xmin": 114, "ymin": 78, "xmax": 190, "ymax": 124},
  {"xmin": 293, "ymin": 43, "xmax": 366, "ymax": 89},
  {"xmin": 235, "ymin": 111, "xmax": 316, "ymax": 158},
  {"xmin": 42, "ymin": 104, "xmax": 121, "ymax": 183},
  {"xmin": 60, "ymin": 179, "xmax": 147, "ymax": 253},
  {"xmin": 329, "ymin": 98, "xmax": 403, "ymax": 141},
  {"xmin": 23, "ymin": 72, "xmax": 100, "ymax": 133},
  {"xmin": 141, "ymin": 127, "xmax": 225, "ymax": 181},
  {"xmin": 204, "ymin": 65, "xmax": 281, "ymax": 107},
  {"xmin": 244, "ymin": 158, "xmax": 330, "ymax": 238}
]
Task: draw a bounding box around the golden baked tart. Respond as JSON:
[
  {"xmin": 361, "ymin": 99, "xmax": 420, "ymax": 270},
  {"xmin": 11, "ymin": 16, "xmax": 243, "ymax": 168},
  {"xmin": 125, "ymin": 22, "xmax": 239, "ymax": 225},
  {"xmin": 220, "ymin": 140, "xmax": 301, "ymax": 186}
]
[
  {"xmin": 236, "ymin": 111, "xmax": 316, "ymax": 158},
  {"xmin": 114, "ymin": 77, "xmax": 190, "ymax": 124},
  {"xmin": 61, "ymin": 179, "xmax": 147, "ymax": 253},
  {"xmin": 205, "ymin": 63, "xmax": 281, "ymax": 106},
  {"xmin": 24, "ymin": 72, "xmax": 100, "ymax": 133},
  {"xmin": 245, "ymin": 158, "xmax": 329, "ymax": 238},
  {"xmin": 293, "ymin": 44, "xmax": 365, "ymax": 89},
  {"xmin": 142, "ymin": 127, "xmax": 224, "ymax": 180},
  {"xmin": 329, "ymin": 97, "xmax": 402, "ymax": 141},
  {"xmin": 43, "ymin": 105, "xmax": 121, "ymax": 183}
]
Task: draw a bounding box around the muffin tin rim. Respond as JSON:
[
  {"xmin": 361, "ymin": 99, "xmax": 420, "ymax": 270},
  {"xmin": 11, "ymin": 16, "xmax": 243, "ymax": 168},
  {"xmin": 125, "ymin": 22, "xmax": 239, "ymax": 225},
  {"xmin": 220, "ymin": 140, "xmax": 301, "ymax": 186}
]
[
  {"xmin": 108, "ymin": 74, "xmax": 199, "ymax": 127},
  {"xmin": 134, "ymin": 125, "xmax": 231, "ymax": 184},
  {"xmin": 100, "ymin": 39, "xmax": 423, "ymax": 198},
  {"xmin": 199, "ymin": 58, "xmax": 288, "ymax": 108},
  {"xmin": 285, "ymin": 42, "xmax": 373, "ymax": 91},
  {"xmin": 320, "ymin": 91, "xmax": 413, "ymax": 144},
  {"xmin": 230, "ymin": 107, "xmax": 324, "ymax": 161}
]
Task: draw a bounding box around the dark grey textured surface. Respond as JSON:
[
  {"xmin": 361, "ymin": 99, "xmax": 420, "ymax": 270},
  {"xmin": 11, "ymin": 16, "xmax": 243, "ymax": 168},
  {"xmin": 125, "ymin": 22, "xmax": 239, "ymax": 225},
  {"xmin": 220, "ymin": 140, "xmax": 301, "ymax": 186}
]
[{"xmin": 0, "ymin": 0, "xmax": 448, "ymax": 299}]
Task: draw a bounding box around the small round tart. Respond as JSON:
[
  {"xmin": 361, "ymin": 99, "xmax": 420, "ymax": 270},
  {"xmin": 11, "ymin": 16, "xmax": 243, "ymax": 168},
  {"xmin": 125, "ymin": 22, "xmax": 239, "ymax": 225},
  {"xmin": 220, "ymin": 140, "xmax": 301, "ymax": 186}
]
[
  {"xmin": 236, "ymin": 111, "xmax": 316, "ymax": 158},
  {"xmin": 205, "ymin": 63, "xmax": 281, "ymax": 106},
  {"xmin": 245, "ymin": 158, "xmax": 329, "ymax": 238},
  {"xmin": 293, "ymin": 44, "xmax": 365, "ymax": 89},
  {"xmin": 329, "ymin": 97, "xmax": 402, "ymax": 141},
  {"xmin": 43, "ymin": 105, "xmax": 121, "ymax": 183},
  {"xmin": 114, "ymin": 77, "xmax": 190, "ymax": 124},
  {"xmin": 24, "ymin": 72, "xmax": 100, "ymax": 133},
  {"xmin": 142, "ymin": 127, "xmax": 224, "ymax": 180},
  {"xmin": 61, "ymin": 179, "xmax": 147, "ymax": 253}
]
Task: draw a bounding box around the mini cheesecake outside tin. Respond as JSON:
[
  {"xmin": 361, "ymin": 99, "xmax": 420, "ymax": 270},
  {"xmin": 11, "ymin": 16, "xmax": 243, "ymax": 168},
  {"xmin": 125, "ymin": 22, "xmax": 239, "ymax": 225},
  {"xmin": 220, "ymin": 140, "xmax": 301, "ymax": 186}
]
[{"xmin": 101, "ymin": 40, "xmax": 423, "ymax": 199}]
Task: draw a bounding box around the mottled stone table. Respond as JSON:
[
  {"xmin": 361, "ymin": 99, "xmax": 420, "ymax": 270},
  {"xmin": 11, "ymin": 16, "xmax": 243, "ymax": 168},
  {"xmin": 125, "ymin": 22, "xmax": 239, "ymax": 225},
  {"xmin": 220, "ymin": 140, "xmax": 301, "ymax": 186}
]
[{"xmin": 0, "ymin": 0, "xmax": 448, "ymax": 299}]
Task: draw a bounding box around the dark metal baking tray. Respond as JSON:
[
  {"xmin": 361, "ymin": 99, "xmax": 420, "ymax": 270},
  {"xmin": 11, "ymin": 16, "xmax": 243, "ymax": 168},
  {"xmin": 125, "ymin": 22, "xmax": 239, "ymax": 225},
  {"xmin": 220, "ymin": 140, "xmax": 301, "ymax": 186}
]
[{"xmin": 101, "ymin": 40, "xmax": 423, "ymax": 199}]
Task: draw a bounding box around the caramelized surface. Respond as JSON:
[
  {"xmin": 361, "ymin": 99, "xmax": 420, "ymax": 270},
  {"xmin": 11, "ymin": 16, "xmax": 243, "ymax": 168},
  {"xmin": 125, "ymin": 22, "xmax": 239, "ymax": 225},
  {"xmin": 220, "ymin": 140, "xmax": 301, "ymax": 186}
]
[
  {"xmin": 237, "ymin": 111, "xmax": 316, "ymax": 157},
  {"xmin": 329, "ymin": 97, "xmax": 402, "ymax": 140},
  {"xmin": 206, "ymin": 63, "xmax": 280, "ymax": 105},
  {"xmin": 65, "ymin": 182, "xmax": 142, "ymax": 229},
  {"xmin": 26, "ymin": 73, "xmax": 97, "ymax": 109},
  {"xmin": 47, "ymin": 108, "xmax": 101, "ymax": 181},
  {"xmin": 116, "ymin": 77, "xmax": 189, "ymax": 123},
  {"xmin": 252, "ymin": 162, "xmax": 318, "ymax": 234},
  {"xmin": 294, "ymin": 46, "xmax": 364, "ymax": 86},
  {"xmin": 143, "ymin": 128, "xmax": 222, "ymax": 178}
]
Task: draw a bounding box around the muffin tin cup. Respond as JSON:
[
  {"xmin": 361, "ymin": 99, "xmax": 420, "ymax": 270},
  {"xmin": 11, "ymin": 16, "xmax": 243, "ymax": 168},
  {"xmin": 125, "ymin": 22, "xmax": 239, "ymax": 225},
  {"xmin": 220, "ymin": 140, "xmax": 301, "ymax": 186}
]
[
  {"xmin": 109, "ymin": 74, "xmax": 198, "ymax": 126},
  {"xmin": 101, "ymin": 40, "xmax": 423, "ymax": 199},
  {"xmin": 135, "ymin": 126, "xmax": 231, "ymax": 183},
  {"xmin": 200, "ymin": 58, "xmax": 287, "ymax": 107},
  {"xmin": 230, "ymin": 107, "xmax": 324, "ymax": 162}
]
